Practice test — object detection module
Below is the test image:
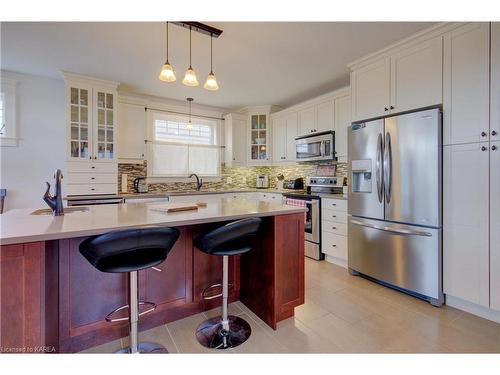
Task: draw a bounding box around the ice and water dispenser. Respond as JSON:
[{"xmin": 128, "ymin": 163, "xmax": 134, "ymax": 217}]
[{"xmin": 351, "ymin": 159, "xmax": 372, "ymax": 193}]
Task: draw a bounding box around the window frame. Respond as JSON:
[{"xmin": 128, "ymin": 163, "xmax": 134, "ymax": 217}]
[
  {"xmin": 146, "ymin": 111, "xmax": 222, "ymax": 180},
  {"xmin": 0, "ymin": 76, "xmax": 18, "ymax": 147}
]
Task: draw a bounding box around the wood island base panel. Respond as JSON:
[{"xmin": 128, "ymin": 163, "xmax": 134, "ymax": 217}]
[{"xmin": 0, "ymin": 213, "xmax": 304, "ymax": 353}]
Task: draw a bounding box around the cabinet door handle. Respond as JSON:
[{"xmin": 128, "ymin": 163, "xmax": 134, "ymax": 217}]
[
  {"xmin": 332, "ymin": 215, "xmax": 337, "ymax": 218},
  {"xmin": 390, "ymin": 106, "xmax": 394, "ymax": 110},
  {"xmin": 331, "ymin": 244, "xmax": 337, "ymax": 247},
  {"xmin": 492, "ymin": 131, "xmax": 498, "ymax": 136},
  {"xmin": 91, "ymin": 177, "xmax": 95, "ymax": 180},
  {"xmin": 492, "ymin": 145, "xmax": 498, "ymax": 151},
  {"xmin": 482, "ymin": 146, "xmax": 488, "ymax": 151},
  {"xmin": 91, "ymin": 166, "xmax": 95, "ymax": 169},
  {"xmin": 332, "ymin": 226, "xmax": 337, "ymax": 230},
  {"xmin": 384, "ymin": 107, "xmax": 389, "ymax": 112},
  {"xmin": 481, "ymin": 131, "xmax": 487, "ymax": 137}
]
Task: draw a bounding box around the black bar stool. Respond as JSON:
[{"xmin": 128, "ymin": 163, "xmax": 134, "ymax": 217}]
[
  {"xmin": 194, "ymin": 217, "xmax": 262, "ymax": 349},
  {"xmin": 79, "ymin": 227, "xmax": 180, "ymax": 354}
]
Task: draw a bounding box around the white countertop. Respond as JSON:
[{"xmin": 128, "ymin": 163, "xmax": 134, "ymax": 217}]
[{"xmin": 0, "ymin": 198, "xmax": 305, "ymax": 246}]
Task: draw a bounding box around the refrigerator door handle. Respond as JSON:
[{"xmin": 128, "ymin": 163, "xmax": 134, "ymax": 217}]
[
  {"xmin": 383, "ymin": 132, "xmax": 392, "ymax": 204},
  {"xmin": 376, "ymin": 133, "xmax": 384, "ymax": 203},
  {"xmin": 350, "ymin": 219, "xmax": 433, "ymax": 237}
]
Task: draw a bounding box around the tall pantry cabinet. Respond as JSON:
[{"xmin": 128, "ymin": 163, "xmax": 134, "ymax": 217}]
[
  {"xmin": 63, "ymin": 72, "xmax": 119, "ymax": 196},
  {"xmin": 443, "ymin": 23, "xmax": 500, "ymax": 311},
  {"xmin": 490, "ymin": 22, "xmax": 500, "ymax": 311}
]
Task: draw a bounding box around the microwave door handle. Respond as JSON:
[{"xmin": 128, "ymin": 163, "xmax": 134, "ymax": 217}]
[{"xmin": 320, "ymin": 140, "xmax": 326, "ymax": 157}]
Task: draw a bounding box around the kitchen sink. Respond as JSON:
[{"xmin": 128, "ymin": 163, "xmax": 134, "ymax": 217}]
[{"xmin": 30, "ymin": 207, "xmax": 90, "ymax": 215}]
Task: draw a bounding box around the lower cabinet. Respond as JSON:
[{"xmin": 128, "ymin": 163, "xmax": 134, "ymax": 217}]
[
  {"xmin": 443, "ymin": 143, "xmax": 491, "ymax": 308},
  {"xmin": 321, "ymin": 198, "xmax": 348, "ymax": 267},
  {"xmin": 0, "ymin": 243, "xmax": 44, "ymax": 353}
]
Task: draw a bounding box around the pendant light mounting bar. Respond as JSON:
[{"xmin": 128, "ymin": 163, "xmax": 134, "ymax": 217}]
[{"xmin": 173, "ymin": 22, "xmax": 223, "ymax": 38}]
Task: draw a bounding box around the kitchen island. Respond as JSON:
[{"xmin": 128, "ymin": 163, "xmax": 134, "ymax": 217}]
[{"xmin": 0, "ymin": 198, "xmax": 305, "ymax": 353}]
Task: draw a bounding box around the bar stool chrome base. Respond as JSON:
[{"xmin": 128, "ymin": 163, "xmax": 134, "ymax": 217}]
[
  {"xmin": 116, "ymin": 342, "xmax": 168, "ymax": 354},
  {"xmin": 195, "ymin": 315, "xmax": 251, "ymax": 349}
]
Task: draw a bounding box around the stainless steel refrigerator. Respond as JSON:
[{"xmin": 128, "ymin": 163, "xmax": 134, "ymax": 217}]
[{"xmin": 348, "ymin": 107, "xmax": 443, "ymax": 306}]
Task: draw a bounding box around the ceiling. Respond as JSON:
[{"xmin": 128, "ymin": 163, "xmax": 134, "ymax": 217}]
[{"xmin": 1, "ymin": 22, "xmax": 435, "ymax": 110}]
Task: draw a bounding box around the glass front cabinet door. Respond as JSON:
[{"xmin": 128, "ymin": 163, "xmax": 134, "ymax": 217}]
[
  {"xmin": 94, "ymin": 90, "xmax": 116, "ymax": 161},
  {"xmin": 66, "ymin": 77, "xmax": 118, "ymax": 162},
  {"xmin": 249, "ymin": 113, "xmax": 269, "ymax": 162}
]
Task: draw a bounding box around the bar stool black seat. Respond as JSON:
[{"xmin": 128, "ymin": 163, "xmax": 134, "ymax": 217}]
[
  {"xmin": 79, "ymin": 227, "xmax": 180, "ymax": 354},
  {"xmin": 194, "ymin": 217, "xmax": 262, "ymax": 350}
]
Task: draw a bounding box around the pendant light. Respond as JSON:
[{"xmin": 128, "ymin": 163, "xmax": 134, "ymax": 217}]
[
  {"xmin": 204, "ymin": 33, "xmax": 219, "ymax": 91},
  {"xmin": 158, "ymin": 22, "xmax": 176, "ymax": 82},
  {"xmin": 182, "ymin": 27, "xmax": 199, "ymax": 86},
  {"xmin": 186, "ymin": 97, "xmax": 194, "ymax": 129}
]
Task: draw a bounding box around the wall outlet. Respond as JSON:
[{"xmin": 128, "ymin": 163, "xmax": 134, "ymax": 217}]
[{"xmin": 226, "ymin": 177, "xmax": 233, "ymax": 184}]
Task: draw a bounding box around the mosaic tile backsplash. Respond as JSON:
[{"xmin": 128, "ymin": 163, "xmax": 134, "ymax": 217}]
[{"xmin": 118, "ymin": 161, "xmax": 348, "ymax": 193}]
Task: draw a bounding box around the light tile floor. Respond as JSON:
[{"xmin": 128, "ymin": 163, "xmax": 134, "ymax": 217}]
[{"xmin": 81, "ymin": 259, "xmax": 500, "ymax": 353}]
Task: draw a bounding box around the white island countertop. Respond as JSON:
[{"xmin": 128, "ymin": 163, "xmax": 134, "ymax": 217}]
[{"xmin": 0, "ymin": 198, "xmax": 305, "ymax": 246}]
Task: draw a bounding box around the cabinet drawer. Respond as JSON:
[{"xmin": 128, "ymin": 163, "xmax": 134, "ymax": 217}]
[
  {"xmin": 321, "ymin": 232, "xmax": 347, "ymax": 260},
  {"xmin": 322, "ymin": 221, "xmax": 347, "ymax": 236},
  {"xmin": 66, "ymin": 173, "xmax": 117, "ymax": 184},
  {"xmin": 66, "ymin": 183, "xmax": 117, "ymax": 196},
  {"xmin": 321, "ymin": 208, "xmax": 347, "ymax": 224},
  {"xmin": 322, "ymin": 198, "xmax": 347, "ymax": 211},
  {"xmin": 67, "ymin": 161, "xmax": 117, "ymax": 174}
]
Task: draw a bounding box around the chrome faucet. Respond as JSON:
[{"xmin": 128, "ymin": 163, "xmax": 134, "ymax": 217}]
[
  {"xmin": 189, "ymin": 173, "xmax": 203, "ymax": 191},
  {"xmin": 43, "ymin": 169, "xmax": 64, "ymax": 216}
]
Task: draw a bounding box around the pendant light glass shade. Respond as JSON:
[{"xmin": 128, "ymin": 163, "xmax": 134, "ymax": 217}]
[
  {"xmin": 183, "ymin": 27, "xmax": 199, "ymax": 87},
  {"xmin": 186, "ymin": 97, "xmax": 194, "ymax": 129},
  {"xmin": 204, "ymin": 71, "xmax": 219, "ymax": 91},
  {"xmin": 182, "ymin": 66, "xmax": 199, "ymax": 86},
  {"xmin": 204, "ymin": 34, "xmax": 219, "ymax": 91},
  {"xmin": 158, "ymin": 22, "xmax": 176, "ymax": 82},
  {"xmin": 158, "ymin": 61, "xmax": 176, "ymax": 82}
]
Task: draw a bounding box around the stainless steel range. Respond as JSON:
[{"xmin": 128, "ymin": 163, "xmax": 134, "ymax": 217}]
[{"xmin": 283, "ymin": 176, "xmax": 344, "ymax": 260}]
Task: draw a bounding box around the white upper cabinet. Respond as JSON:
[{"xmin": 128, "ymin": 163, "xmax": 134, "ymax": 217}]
[
  {"xmin": 224, "ymin": 113, "xmax": 247, "ymax": 167},
  {"xmin": 443, "ymin": 143, "xmax": 490, "ymax": 307},
  {"xmin": 272, "ymin": 112, "xmax": 298, "ymax": 163},
  {"xmin": 443, "ymin": 23, "xmax": 490, "ymax": 145},
  {"xmin": 490, "ymin": 141, "xmax": 500, "ymax": 310},
  {"xmin": 117, "ymin": 101, "xmax": 146, "ymax": 161},
  {"xmin": 298, "ymin": 106, "xmax": 316, "ymax": 135},
  {"xmin": 351, "ymin": 57, "xmax": 391, "ymax": 122},
  {"xmin": 390, "ymin": 36, "xmax": 443, "ymax": 114},
  {"xmin": 285, "ymin": 113, "xmax": 298, "ymax": 162},
  {"xmin": 351, "ymin": 36, "xmax": 443, "ymax": 122},
  {"xmin": 65, "ymin": 73, "xmax": 119, "ymax": 163},
  {"xmin": 491, "ymin": 23, "xmax": 500, "ymax": 141},
  {"xmin": 248, "ymin": 113, "xmax": 270, "ymax": 163},
  {"xmin": 316, "ymin": 99, "xmax": 335, "ymax": 133},
  {"xmin": 272, "ymin": 116, "xmax": 286, "ymax": 162},
  {"xmin": 334, "ymin": 95, "xmax": 351, "ymax": 161}
]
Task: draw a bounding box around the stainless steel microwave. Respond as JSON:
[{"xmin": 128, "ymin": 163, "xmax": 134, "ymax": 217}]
[{"xmin": 295, "ymin": 131, "xmax": 335, "ymax": 162}]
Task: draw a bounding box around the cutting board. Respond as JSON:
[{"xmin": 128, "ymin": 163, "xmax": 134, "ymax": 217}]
[{"xmin": 150, "ymin": 202, "xmax": 207, "ymax": 213}]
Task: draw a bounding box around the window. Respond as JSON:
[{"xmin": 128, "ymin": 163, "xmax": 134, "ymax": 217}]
[
  {"xmin": 147, "ymin": 113, "xmax": 221, "ymax": 178},
  {"xmin": 0, "ymin": 77, "xmax": 17, "ymax": 147}
]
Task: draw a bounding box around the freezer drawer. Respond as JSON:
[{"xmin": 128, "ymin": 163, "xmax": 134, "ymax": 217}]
[{"xmin": 348, "ymin": 216, "xmax": 442, "ymax": 302}]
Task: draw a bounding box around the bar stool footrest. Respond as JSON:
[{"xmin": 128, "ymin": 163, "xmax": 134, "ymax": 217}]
[
  {"xmin": 201, "ymin": 283, "xmax": 235, "ymax": 300},
  {"xmin": 105, "ymin": 301, "xmax": 157, "ymax": 322}
]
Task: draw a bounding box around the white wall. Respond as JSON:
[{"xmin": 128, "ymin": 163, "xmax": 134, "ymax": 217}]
[{"xmin": 0, "ymin": 71, "xmax": 65, "ymax": 211}]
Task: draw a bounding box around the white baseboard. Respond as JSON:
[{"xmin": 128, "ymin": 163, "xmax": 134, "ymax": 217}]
[
  {"xmin": 446, "ymin": 294, "xmax": 500, "ymax": 323},
  {"xmin": 324, "ymin": 255, "xmax": 347, "ymax": 269}
]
